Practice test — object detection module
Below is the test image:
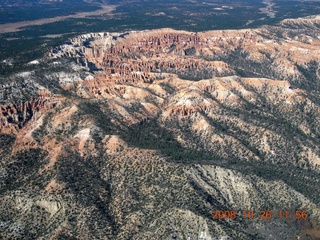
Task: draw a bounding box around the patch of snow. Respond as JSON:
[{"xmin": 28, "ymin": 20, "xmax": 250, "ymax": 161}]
[
  {"xmin": 2, "ymin": 59, "xmax": 13, "ymax": 66},
  {"xmin": 75, "ymin": 128, "xmax": 91, "ymax": 140},
  {"xmin": 284, "ymin": 86, "xmax": 293, "ymax": 93},
  {"xmin": 85, "ymin": 75, "xmax": 94, "ymax": 80},
  {"xmin": 28, "ymin": 60, "xmax": 39, "ymax": 65},
  {"xmin": 16, "ymin": 71, "xmax": 32, "ymax": 77}
]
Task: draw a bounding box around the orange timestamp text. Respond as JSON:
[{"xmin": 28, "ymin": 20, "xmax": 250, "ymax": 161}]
[{"xmin": 212, "ymin": 209, "xmax": 308, "ymax": 220}]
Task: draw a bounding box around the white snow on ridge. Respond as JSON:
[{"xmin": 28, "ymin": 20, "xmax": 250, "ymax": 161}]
[{"xmin": 28, "ymin": 60, "xmax": 40, "ymax": 65}]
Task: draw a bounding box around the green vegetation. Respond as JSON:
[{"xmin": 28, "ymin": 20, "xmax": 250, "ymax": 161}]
[
  {"xmin": 0, "ymin": 149, "xmax": 48, "ymax": 193},
  {"xmin": 2, "ymin": 1, "xmax": 320, "ymax": 238},
  {"xmin": 0, "ymin": 0, "xmax": 101, "ymax": 24},
  {"xmin": 1, "ymin": 0, "xmax": 320, "ymax": 77}
]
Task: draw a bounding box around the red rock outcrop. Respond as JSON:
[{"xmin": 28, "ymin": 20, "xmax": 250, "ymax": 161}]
[
  {"xmin": 0, "ymin": 98, "xmax": 58, "ymax": 134},
  {"xmin": 50, "ymin": 24, "xmax": 320, "ymax": 102}
]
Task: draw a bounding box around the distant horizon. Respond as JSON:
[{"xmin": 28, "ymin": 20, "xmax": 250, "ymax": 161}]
[{"xmin": 1, "ymin": 0, "xmax": 320, "ymax": 75}]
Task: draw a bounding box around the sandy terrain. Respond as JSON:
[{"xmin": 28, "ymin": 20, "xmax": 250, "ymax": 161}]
[{"xmin": 0, "ymin": 4, "xmax": 116, "ymax": 34}]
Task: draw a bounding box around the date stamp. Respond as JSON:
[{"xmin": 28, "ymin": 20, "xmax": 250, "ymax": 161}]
[{"xmin": 212, "ymin": 209, "xmax": 309, "ymax": 220}]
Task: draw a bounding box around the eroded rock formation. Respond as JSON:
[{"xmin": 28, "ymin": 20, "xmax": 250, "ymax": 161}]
[
  {"xmin": 2, "ymin": 15, "xmax": 320, "ymax": 240},
  {"xmin": 0, "ymin": 98, "xmax": 58, "ymax": 134}
]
